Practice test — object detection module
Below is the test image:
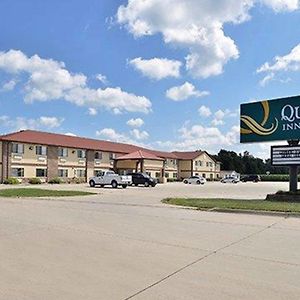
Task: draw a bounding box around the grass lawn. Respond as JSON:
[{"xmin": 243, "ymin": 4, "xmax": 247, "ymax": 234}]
[
  {"xmin": 162, "ymin": 198, "xmax": 300, "ymax": 213},
  {"xmin": 0, "ymin": 188, "xmax": 96, "ymax": 198}
]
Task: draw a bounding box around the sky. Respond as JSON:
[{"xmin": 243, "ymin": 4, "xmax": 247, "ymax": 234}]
[{"xmin": 1, "ymin": 0, "xmax": 300, "ymax": 159}]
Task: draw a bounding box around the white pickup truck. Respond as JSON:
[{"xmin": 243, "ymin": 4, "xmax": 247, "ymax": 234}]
[{"xmin": 89, "ymin": 170, "xmax": 132, "ymax": 188}]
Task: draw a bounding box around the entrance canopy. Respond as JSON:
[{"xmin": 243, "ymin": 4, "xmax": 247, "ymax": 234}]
[
  {"xmin": 115, "ymin": 150, "xmax": 164, "ymax": 174},
  {"xmin": 116, "ymin": 150, "xmax": 164, "ymax": 161}
]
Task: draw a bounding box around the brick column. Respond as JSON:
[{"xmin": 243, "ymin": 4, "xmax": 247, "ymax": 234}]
[
  {"xmin": 161, "ymin": 160, "xmax": 166, "ymax": 183},
  {"xmin": 47, "ymin": 146, "xmax": 58, "ymax": 182},
  {"xmin": 2, "ymin": 141, "xmax": 11, "ymax": 181},
  {"xmin": 86, "ymin": 150, "xmax": 94, "ymax": 183},
  {"xmin": 140, "ymin": 159, "xmax": 145, "ymax": 173},
  {"xmin": 113, "ymin": 159, "xmax": 118, "ymax": 173}
]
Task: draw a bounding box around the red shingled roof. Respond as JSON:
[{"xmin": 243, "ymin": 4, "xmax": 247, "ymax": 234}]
[
  {"xmin": 0, "ymin": 130, "xmax": 177, "ymax": 159},
  {"xmin": 172, "ymin": 151, "xmax": 204, "ymax": 160},
  {"xmin": 148, "ymin": 149, "xmax": 177, "ymax": 159},
  {"xmin": 0, "ymin": 130, "xmax": 142, "ymax": 154},
  {"xmin": 172, "ymin": 150, "xmax": 221, "ymax": 163},
  {"xmin": 116, "ymin": 150, "xmax": 164, "ymax": 161}
]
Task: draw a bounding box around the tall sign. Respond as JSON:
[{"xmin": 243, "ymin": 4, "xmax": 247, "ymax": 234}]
[
  {"xmin": 241, "ymin": 95, "xmax": 300, "ymax": 193},
  {"xmin": 240, "ymin": 95, "xmax": 300, "ymax": 143}
]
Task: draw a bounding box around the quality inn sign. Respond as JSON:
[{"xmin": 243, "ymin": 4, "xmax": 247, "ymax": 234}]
[{"xmin": 240, "ymin": 95, "xmax": 300, "ymax": 143}]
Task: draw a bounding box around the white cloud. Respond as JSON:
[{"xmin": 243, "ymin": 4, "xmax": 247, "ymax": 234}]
[
  {"xmin": 117, "ymin": 0, "xmax": 249, "ymax": 78},
  {"xmin": 96, "ymin": 127, "xmax": 150, "ymax": 146},
  {"xmin": 0, "ymin": 116, "xmax": 10, "ymax": 123},
  {"xmin": 96, "ymin": 128, "xmax": 129, "ymax": 142},
  {"xmin": 65, "ymin": 132, "xmax": 77, "ymax": 136},
  {"xmin": 0, "ymin": 49, "xmax": 86, "ymax": 102},
  {"xmin": 39, "ymin": 116, "xmax": 64, "ymax": 128},
  {"xmin": 259, "ymin": 73, "xmax": 275, "ymax": 86},
  {"xmin": 260, "ymin": 0, "xmax": 299, "ymax": 12},
  {"xmin": 95, "ymin": 127, "xmax": 143, "ymax": 145},
  {"xmin": 154, "ymin": 123, "xmax": 239, "ymax": 153},
  {"xmin": 211, "ymin": 119, "xmax": 225, "ymax": 126},
  {"xmin": 257, "ymin": 44, "xmax": 300, "ymax": 73},
  {"xmin": 127, "ymin": 117, "xmax": 144, "ymax": 127},
  {"xmin": 129, "ymin": 57, "xmax": 181, "ymax": 80},
  {"xmin": 214, "ymin": 109, "xmax": 226, "ymax": 120},
  {"xmin": 0, "ymin": 50, "xmax": 152, "ymax": 114},
  {"xmin": 0, "ymin": 115, "xmax": 64, "ymax": 131},
  {"xmin": 96, "ymin": 73, "xmax": 109, "ymax": 85},
  {"xmin": 1, "ymin": 79, "xmax": 17, "ymax": 91},
  {"xmin": 65, "ymin": 86, "xmax": 152, "ymax": 114},
  {"xmin": 130, "ymin": 128, "xmax": 149, "ymax": 140},
  {"xmin": 210, "ymin": 108, "xmax": 238, "ymax": 126},
  {"xmin": 198, "ymin": 105, "xmax": 212, "ymax": 117},
  {"xmin": 257, "ymin": 44, "xmax": 300, "ymax": 85},
  {"xmin": 211, "ymin": 109, "xmax": 226, "ymax": 126},
  {"xmin": 88, "ymin": 108, "xmax": 98, "ymax": 116},
  {"xmin": 117, "ymin": 0, "xmax": 298, "ymax": 78},
  {"xmin": 166, "ymin": 82, "xmax": 209, "ymax": 101}
]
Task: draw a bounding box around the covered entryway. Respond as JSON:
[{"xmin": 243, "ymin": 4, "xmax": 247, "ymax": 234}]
[{"xmin": 114, "ymin": 150, "xmax": 165, "ymax": 182}]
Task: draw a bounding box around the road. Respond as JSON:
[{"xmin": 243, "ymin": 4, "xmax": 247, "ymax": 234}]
[{"xmin": 0, "ymin": 182, "xmax": 299, "ymax": 299}]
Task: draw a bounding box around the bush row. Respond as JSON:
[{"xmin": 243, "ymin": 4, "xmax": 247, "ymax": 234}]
[
  {"xmin": 3, "ymin": 177, "xmax": 20, "ymax": 185},
  {"xmin": 2, "ymin": 177, "xmax": 87, "ymax": 184},
  {"xmin": 259, "ymin": 174, "xmax": 296, "ymax": 182}
]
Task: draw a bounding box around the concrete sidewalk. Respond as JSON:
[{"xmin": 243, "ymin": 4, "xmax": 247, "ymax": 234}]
[{"xmin": 0, "ymin": 189, "xmax": 299, "ymax": 299}]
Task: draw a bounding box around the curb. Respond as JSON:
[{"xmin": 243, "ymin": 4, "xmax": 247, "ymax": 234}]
[
  {"xmin": 163, "ymin": 203, "xmax": 300, "ymax": 218},
  {"xmin": 208, "ymin": 208, "xmax": 300, "ymax": 218}
]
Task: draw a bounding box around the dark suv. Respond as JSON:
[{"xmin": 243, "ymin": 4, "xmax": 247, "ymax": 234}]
[
  {"xmin": 241, "ymin": 175, "xmax": 261, "ymax": 182},
  {"xmin": 128, "ymin": 172, "xmax": 157, "ymax": 187}
]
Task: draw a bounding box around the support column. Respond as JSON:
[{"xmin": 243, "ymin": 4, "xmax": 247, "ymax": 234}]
[
  {"xmin": 47, "ymin": 146, "xmax": 58, "ymax": 182},
  {"xmin": 190, "ymin": 160, "xmax": 193, "ymax": 176},
  {"xmin": 135, "ymin": 161, "xmax": 139, "ymax": 172},
  {"xmin": 113, "ymin": 159, "xmax": 118, "ymax": 173},
  {"xmin": 86, "ymin": 150, "xmax": 94, "ymax": 183},
  {"xmin": 161, "ymin": 160, "xmax": 166, "ymax": 183},
  {"xmin": 2, "ymin": 141, "xmax": 11, "ymax": 181},
  {"xmin": 140, "ymin": 159, "xmax": 144, "ymax": 173}
]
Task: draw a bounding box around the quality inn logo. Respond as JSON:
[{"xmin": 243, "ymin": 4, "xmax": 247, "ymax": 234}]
[{"xmin": 241, "ymin": 100, "xmax": 279, "ymax": 136}]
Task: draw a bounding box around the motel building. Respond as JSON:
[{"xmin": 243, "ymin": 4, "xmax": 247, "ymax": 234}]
[{"xmin": 0, "ymin": 130, "xmax": 221, "ymax": 183}]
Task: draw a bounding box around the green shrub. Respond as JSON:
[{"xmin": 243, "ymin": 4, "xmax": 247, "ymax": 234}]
[
  {"xmin": 276, "ymin": 189, "xmax": 300, "ymax": 195},
  {"xmin": 3, "ymin": 177, "xmax": 20, "ymax": 185},
  {"xmin": 74, "ymin": 178, "xmax": 86, "ymax": 184},
  {"xmin": 29, "ymin": 177, "xmax": 42, "ymax": 184},
  {"xmin": 259, "ymin": 174, "xmax": 294, "ymax": 182},
  {"xmin": 48, "ymin": 177, "xmax": 63, "ymax": 184},
  {"xmin": 167, "ymin": 178, "xmax": 178, "ymax": 182}
]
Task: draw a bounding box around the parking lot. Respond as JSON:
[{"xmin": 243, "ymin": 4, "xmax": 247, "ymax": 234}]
[
  {"xmin": 0, "ymin": 181, "xmax": 300, "ymax": 299},
  {"xmin": 0, "ymin": 180, "xmax": 291, "ymax": 205}
]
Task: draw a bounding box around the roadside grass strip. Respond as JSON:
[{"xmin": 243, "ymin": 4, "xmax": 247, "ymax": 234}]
[
  {"xmin": 0, "ymin": 188, "xmax": 96, "ymax": 198},
  {"xmin": 162, "ymin": 198, "xmax": 300, "ymax": 214}
]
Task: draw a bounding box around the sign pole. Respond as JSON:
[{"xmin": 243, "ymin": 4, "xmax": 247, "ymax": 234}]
[{"xmin": 288, "ymin": 140, "xmax": 299, "ymax": 193}]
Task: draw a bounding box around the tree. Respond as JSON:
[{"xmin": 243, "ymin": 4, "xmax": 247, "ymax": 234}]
[{"xmin": 216, "ymin": 149, "xmax": 288, "ymax": 174}]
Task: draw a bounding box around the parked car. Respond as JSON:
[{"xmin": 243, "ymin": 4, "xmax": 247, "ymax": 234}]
[
  {"xmin": 127, "ymin": 172, "xmax": 157, "ymax": 187},
  {"xmin": 183, "ymin": 175, "xmax": 206, "ymax": 185},
  {"xmin": 241, "ymin": 175, "xmax": 261, "ymax": 182},
  {"xmin": 221, "ymin": 176, "xmax": 239, "ymax": 183},
  {"xmin": 89, "ymin": 170, "xmax": 132, "ymax": 188}
]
